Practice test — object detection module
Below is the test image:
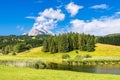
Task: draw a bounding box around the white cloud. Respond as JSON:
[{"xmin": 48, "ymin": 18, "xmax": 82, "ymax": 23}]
[
  {"xmin": 25, "ymin": 16, "xmax": 36, "ymax": 19},
  {"xmin": 36, "ymin": 16, "xmax": 46, "ymax": 22},
  {"xmin": 70, "ymin": 15, "xmax": 120, "ymax": 36},
  {"xmin": 39, "ymin": 8, "xmax": 65, "ymax": 20},
  {"xmin": 32, "ymin": 8, "xmax": 65, "ymax": 31},
  {"xmin": 90, "ymin": 4, "xmax": 108, "ymax": 9},
  {"xmin": 34, "ymin": 19, "xmax": 57, "ymax": 30},
  {"xmin": 54, "ymin": 26, "xmax": 70, "ymax": 34},
  {"xmin": 115, "ymin": 11, "xmax": 120, "ymax": 15},
  {"xmin": 57, "ymin": 5, "xmax": 63, "ymax": 9},
  {"xmin": 66, "ymin": 2, "xmax": 83, "ymax": 16}
]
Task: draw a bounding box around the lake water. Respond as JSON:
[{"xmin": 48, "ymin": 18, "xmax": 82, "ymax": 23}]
[
  {"xmin": 0, "ymin": 60, "xmax": 120, "ymax": 75},
  {"xmin": 48, "ymin": 63, "xmax": 120, "ymax": 75}
]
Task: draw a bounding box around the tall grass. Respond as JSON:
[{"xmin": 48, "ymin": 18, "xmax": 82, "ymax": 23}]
[{"xmin": 0, "ymin": 60, "xmax": 46, "ymax": 69}]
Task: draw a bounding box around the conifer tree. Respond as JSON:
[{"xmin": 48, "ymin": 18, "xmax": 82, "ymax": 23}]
[
  {"xmin": 42, "ymin": 40, "xmax": 49, "ymax": 52},
  {"xmin": 49, "ymin": 39, "xmax": 58, "ymax": 53}
]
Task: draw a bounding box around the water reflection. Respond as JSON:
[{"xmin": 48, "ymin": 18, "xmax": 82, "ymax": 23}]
[{"xmin": 48, "ymin": 63, "xmax": 120, "ymax": 75}]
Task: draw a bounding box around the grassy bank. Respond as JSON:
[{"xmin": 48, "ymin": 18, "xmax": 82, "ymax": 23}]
[
  {"xmin": 67, "ymin": 57, "xmax": 120, "ymax": 65},
  {"xmin": 0, "ymin": 65, "xmax": 120, "ymax": 80}
]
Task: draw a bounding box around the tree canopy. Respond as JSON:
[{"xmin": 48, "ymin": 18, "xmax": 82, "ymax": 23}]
[{"xmin": 42, "ymin": 33, "xmax": 96, "ymax": 54}]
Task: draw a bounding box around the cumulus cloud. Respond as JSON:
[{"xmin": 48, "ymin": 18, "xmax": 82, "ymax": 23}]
[
  {"xmin": 90, "ymin": 4, "xmax": 108, "ymax": 9},
  {"xmin": 66, "ymin": 2, "xmax": 83, "ymax": 16},
  {"xmin": 32, "ymin": 8, "xmax": 65, "ymax": 31},
  {"xmin": 70, "ymin": 15, "xmax": 120, "ymax": 36},
  {"xmin": 39, "ymin": 8, "xmax": 65, "ymax": 20}
]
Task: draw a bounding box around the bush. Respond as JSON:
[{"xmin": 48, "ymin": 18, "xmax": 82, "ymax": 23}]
[
  {"xmin": 75, "ymin": 55, "xmax": 83, "ymax": 60},
  {"xmin": 13, "ymin": 43, "xmax": 32, "ymax": 53},
  {"xmin": 34, "ymin": 61, "xmax": 47, "ymax": 69},
  {"xmin": 75, "ymin": 51, "xmax": 79, "ymax": 54},
  {"xmin": 62, "ymin": 54, "xmax": 70, "ymax": 59},
  {"xmin": 84, "ymin": 54, "xmax": 92, "ymax": 58},
  {"xmin": 12, "ymin": 52, "xmax": 16, "ymax": 56}
]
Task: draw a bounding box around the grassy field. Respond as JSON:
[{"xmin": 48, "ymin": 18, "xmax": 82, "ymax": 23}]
[
  {"xmin": 0, "ymin": 43, "xmax": 119, "ymax": 80},
  {"xmin": 0, "ymin": 65, "xmax": 119, "ymax": 80},
  {"xmin": 91, "ymin": 43, "xmax": 120, "ymax": 56},
  {"xmin": 18, "ymin": 43, "xmax": 120, "ymax": 57},
  {"xmin": 0, "ymin": 43, "xmax": 120, "ymax": 63}
]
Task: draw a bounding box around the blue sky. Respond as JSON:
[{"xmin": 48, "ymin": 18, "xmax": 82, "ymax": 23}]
[{"xmin": 0, "ymin": 0, "xmax": 120, "ymax": 35}]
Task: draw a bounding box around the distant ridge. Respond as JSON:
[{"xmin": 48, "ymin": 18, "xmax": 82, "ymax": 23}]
[{"xmin": 106, "ymin": 33, "xmax": 120, "ymax": 37}]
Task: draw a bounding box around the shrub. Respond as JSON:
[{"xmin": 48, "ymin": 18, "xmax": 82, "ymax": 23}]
[
  {"xmin": 62, "ymin": 54, "xmax": 70, "ymax": 59},
  {"xmin": 13, "ymin": 43, "xmax": 32, "ymax": 53},
  {"xmin": 12, "ymin": 52, "xmax": 16, "ymax": 55},
  {"xmin": 84, "ymin": 54, "xmax": 92, "ymax": 58},
  {"xmin": 75, "ymin": 51, "xmax": 79, "ymax": 54},
  {"xmin": 34, "ymin": 61, "xmax": 47, "ymax": 69},
  {"xmin": 75, "ymin": 55, "xmax": 83, "ymax": 60}
]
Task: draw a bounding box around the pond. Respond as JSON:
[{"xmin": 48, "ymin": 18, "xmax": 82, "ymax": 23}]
[{"xmin": 48, "ymin": 63, "xmax": 120, "ymax": 75}]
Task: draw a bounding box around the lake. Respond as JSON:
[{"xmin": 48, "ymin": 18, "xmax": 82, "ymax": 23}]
[
  {"xmin": 48, "ymin": 63, "xmax": 120, "ymax": 75},
  {"xmin": 0, "ymin": 60, "xmax": 119, "ymax": 75}
]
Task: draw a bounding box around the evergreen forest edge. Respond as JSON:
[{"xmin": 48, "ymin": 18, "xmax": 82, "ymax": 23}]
[{"xmin": 0, "ymin": 33, "xmax": 120, "ymax": 55}]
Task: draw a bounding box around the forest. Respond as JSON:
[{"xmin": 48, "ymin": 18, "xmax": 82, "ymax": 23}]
[
  {"xmin": 97, "ymin": 33, "xmax": 120, "ymax": 46},
  {"xmin": 0, "ymin": 35, "xmax": 50, "ymax": 55},
  {"xmin": 1, "ymin": 33, "xmax": 120, "ymax": 55},
  {"xmin": 42, "ymin": 33, "xmax": 95, "ymax": 53}
]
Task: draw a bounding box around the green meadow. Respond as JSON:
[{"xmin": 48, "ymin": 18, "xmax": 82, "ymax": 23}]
[
  {"xmin": 0, "ymin": 43, "xmax": 120, "ymax": 80},
  {"xmin": 0, "ymin": 65, "xmax": 120, "ymax": 80},
  {"xmin": 0, "ymin": 43, "xmax": 120, "ymax": 63}
]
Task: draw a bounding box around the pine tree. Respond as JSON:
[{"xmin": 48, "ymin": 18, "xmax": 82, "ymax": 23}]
[
  {"xmin": 87, "ymin": 35, "xmax": 95, "ymax": 52},
  {"xmin": 58, "ymin": 35, "xmax": 69, "ymax": 53},
  {"xmin": 72, "ymin": 33, "xmax": 79, "ymax": 49},
  {"xmin": 42, "ymin": 40, "xmax": 49, "ymax": 52},
  {"xmin": 49, "ymin": 39, "xmax": 58, "ymax": 53},
  {"xmin": 67, "ymin": 33, "xmax": 73, "ymax": 51},
  {"xmin": 79, "ymin": 34, "xmax": 87, "ymax": 51},
  {"xmin": 42, "ymin": 33, "xmax": 96, "ymax": 53}
]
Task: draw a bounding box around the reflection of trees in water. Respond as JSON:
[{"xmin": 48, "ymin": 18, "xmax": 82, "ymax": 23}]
[
  {"xmin": 48, "ymin": 63, "xmax": 120, "ymax": 74},
  {"xmin": 49, "ymin": 62, "xmax": 58, "ymax": 69},
  {"xmin": 71, "ymin": 65, "xmax": 96, "ymax": 73}
]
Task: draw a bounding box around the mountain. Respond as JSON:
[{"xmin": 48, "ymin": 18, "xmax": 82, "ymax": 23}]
[
  {"xmin": 25, "ymin": 27, "xmax": 53, "ymax": 36},
  {"xmin": 106, "ymin": 33, "xmax": 120, "ymax": 37}
]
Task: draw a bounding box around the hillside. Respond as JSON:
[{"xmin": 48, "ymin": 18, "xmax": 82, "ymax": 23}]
[
  {"xmin": 18, "ymin": 43, "xmax": 120, "ymax": 57},
  {"xmin": 106, "ymin": 33, "xmax": 120, "ymax": 37},
  {"xmin": 0, "ymin": 43, "xmax": 119, "ymax": 63},
  {"xmin": 97, "ymin": 33, "xmax": 120, "ymax": 46}
]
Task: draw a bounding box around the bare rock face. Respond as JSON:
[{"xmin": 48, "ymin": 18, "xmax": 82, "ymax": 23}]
[{"xmin": 25, "ymin": 27, "xmax": 53, "ymax": 36}]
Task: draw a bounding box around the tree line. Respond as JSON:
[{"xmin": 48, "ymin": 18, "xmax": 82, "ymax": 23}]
[
  {"xmin": 97, "ymin": 33, "xmax": 120, "ymax": 46},
  {"xmin": 0, "ymin": 35, "xmax": 50, "ymax": 55},
  {"xmin": 42, "ymin": 33, "xmax": 95, "ymax": 53}
]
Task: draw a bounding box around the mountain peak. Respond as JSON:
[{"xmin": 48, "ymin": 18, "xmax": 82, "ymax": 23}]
[{"xmin": 25, "ymin": 27, "xmax": 53, "ymax": 36}]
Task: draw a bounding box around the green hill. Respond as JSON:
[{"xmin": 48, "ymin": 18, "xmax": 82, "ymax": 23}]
[
  {"xmin": 18, "ymin": 43, "xmax": 120, "ymax": 57},
  {"xmin": 106, "ymin": 33, "xmax": 120, "ymax": 37},
  {"xmin": 14, "ymin": 43, "xmax": 120, "ymax": 62},
  {"xmin": 0, "ymin": 43, "xmax": 119, "ymax": 63}
]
